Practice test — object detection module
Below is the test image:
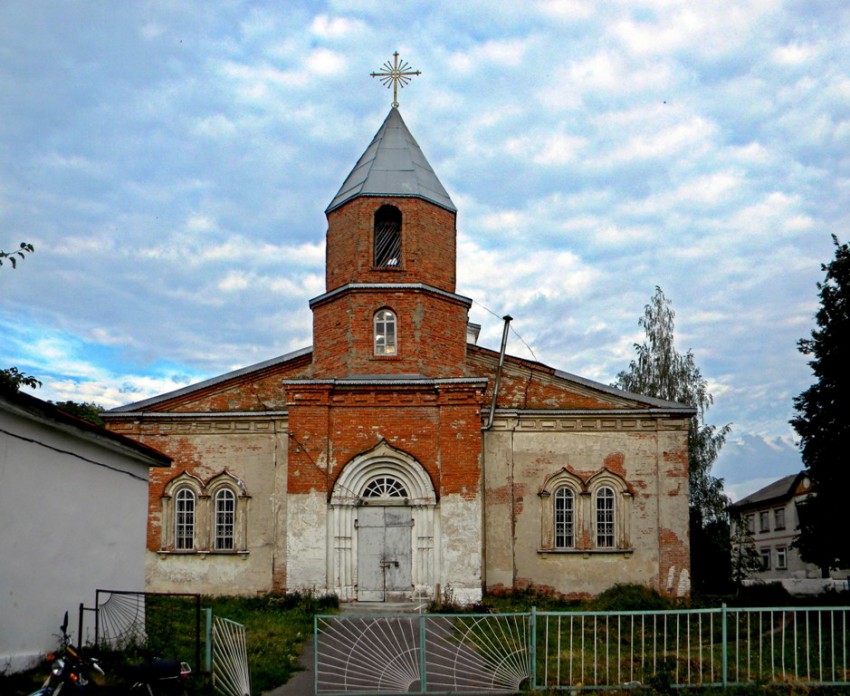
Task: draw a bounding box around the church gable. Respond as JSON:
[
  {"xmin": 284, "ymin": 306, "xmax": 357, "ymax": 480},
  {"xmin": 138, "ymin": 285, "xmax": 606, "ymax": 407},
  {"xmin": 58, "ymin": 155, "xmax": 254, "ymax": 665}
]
[
  {"xmin": 466, "ymin": 345, "xmax": 691, "ymax": 413},
  {"xmin": 109, "ymin": 348, "xmax": 313, "ymax": 414}
]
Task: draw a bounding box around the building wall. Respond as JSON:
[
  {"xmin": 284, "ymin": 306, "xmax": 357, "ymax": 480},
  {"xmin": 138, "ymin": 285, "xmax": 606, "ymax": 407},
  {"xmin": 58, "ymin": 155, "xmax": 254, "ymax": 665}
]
[
  {"xmin": 325, "ymin": 197, "xmax": 457, "ymax": 293},
  {"xmin": 107, "ymin": 415, "xmax": 289, "ymax": 595},
  {"xmin": 0, "ymin": 408, "xmax": 153, "ymax": 672},
  {"xmin": 484, "ymin": 413, "xmax": 691, "ymax": 598}
]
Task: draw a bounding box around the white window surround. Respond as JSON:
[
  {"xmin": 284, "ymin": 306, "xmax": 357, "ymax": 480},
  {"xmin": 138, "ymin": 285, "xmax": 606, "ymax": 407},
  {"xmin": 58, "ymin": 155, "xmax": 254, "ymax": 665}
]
[
  {"xmin": 329, "ymin": 439, "xmax": 438, "ymax": 600},
  {"xmin": 539, "ymin": 467, "xmax": 632, "ymax": 553},
  {"xmin": 160, "ymin": 470, "xmax": 249, "ymax": 554}
]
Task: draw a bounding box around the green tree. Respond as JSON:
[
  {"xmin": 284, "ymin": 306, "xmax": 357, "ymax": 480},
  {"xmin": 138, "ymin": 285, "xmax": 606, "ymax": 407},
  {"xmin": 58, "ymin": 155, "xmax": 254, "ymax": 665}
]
[
  {"xmin": 1, "ymin": 242, "xmax": 39, "ymax": 394},
  {"xmin": 729, "ymin": 515, "xmax": 764, "ymax": 588},
  {"xmin": 0, "ymin": 242, "xmax": 34, "ymax": 269},
  {"xmin": 790, "ymin": 236, "xmax": 850, "ymax": 575},
  {"xmin": 50, "ymin": 400, "xmax": 106, "ymax": 427},
  {"xmin": 0, "ymin": 366, "xmax": 42, "ymax": 394},
  {"xmin": 614, "ymin": 287, "xmax": 731, "ymax": 590}
]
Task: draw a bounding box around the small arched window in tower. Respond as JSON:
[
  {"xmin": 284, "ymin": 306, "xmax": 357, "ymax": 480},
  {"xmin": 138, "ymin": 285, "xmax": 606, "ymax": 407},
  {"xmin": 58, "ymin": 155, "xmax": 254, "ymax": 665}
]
[
  {"xmin": 374, "ymin": 205, "xmax": 402, "ymax": 267},
  {"xmin": 374, "ymin": 309, "xmax": 397, "ymax": 355}
]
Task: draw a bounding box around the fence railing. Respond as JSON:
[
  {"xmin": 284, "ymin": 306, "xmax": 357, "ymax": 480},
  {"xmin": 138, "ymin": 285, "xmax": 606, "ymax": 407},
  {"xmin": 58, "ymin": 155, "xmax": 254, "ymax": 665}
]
[{"xmin": 315, "ymin": 605, "xmax": 850, "ymax": 694}]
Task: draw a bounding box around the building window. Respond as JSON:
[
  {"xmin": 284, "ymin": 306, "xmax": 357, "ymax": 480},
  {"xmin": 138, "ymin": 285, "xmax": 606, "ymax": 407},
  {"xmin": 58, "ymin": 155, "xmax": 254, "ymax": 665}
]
[
  {"xmin": 776, "ymin": 546, "xmax": 788, "ymax": 570},
  {"xmin": 554, "ymin": 487, "xmax": 574, "ymax": 548},
  {"xmin": 374, "ymin": 205, "xmax": 402, "ymax": 267},
  {"xmin": 746, "ymin": 514, "xmax": 755, "ymax": 534},
  {"xmin": 175, "ymin": 488, "xmax": 195, "ymax": 550},
  {"xmin": 539, "ymin": 467, "xmax": 631, "ymax": 553},
  {"xmin": 162, "ymin": 471, "xmax": 249, "ymax": 554},
  {"xmin": 774, "ymin": 508, "xmax": 786, "ymax": 530},
  {"xmin": 362, "ymin": 476, "xmax": 408, "ymax": 499},
  {"xmin": 760, "ymin": 547, "xmax": 771, "ymax": 570},
  {"xmin": 595, "ymin": 487, "xmax": 615, "ymax": 548},
  {"xmin": 374, "ymin": 309, "xmax": 397, "ymax": 355},
  {"xmin": 214, "ymin": 488, "xmax": 236, "ymax": 550},
  {"xmin": 759, "ymin": 511, "xmax": 770, "ymax": 533}
]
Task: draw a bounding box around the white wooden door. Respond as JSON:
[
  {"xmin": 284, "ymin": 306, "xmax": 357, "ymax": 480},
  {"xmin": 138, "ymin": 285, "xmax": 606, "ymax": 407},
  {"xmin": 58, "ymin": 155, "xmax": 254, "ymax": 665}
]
[{"xmin": 357, "ymin": 507, "xmax": 413, "ymax": 602}]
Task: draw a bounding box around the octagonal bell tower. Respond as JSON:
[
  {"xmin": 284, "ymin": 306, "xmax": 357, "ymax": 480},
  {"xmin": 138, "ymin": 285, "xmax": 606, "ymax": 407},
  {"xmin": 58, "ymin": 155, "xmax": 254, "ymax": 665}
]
[{"xmin": 310, "ymin": 107, "xmax": 472, "ymax": 378}]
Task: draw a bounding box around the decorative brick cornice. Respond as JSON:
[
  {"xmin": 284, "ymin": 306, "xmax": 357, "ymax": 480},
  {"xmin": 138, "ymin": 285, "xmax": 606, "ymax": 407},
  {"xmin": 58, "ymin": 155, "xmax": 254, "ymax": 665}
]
[{"xmin": 308, "ymin": 282, "xmax": 472, "ymax": 309}]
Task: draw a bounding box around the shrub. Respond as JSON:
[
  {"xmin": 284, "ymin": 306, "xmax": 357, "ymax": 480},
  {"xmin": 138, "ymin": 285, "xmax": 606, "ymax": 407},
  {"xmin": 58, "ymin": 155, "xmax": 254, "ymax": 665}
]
[{"xmin": 587, "ymin": 583, "xmax": 675, "ymax": 611}]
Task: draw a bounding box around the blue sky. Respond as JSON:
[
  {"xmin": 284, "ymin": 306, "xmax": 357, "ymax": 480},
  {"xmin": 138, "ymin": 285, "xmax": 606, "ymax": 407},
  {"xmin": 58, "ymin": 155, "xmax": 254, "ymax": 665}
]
[{"xmin": 2, "ymin": 1, "xmax": 847, "ymax": 500}]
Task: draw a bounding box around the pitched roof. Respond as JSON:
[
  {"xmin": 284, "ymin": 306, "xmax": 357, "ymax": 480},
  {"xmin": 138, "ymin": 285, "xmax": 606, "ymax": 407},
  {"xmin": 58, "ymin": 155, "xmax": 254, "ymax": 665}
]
[
  {"xmin": 729, "ymin": 473, "xmax": 805, "ymax": 510},
  {"xmin": 326, "ymin": 108, "xmax": 456, "ymax": 214},
  {"xmin": 1, "ymin": 390, "xmax": 171, "ymax": 467}
]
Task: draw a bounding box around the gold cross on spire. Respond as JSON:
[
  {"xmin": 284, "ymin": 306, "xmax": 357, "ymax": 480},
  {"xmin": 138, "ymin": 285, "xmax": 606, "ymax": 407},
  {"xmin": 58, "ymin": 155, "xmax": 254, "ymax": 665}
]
[{"xmin": 370, "ymin": 52, "xmax": 421, "ymax": 108}]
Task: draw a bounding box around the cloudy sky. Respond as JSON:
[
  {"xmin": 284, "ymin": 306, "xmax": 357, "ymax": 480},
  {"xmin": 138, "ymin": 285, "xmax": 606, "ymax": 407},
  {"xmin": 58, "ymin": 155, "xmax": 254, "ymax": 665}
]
[{"xmin": 1, "ymin": 1, "xmax": 846, "ymax": 500}]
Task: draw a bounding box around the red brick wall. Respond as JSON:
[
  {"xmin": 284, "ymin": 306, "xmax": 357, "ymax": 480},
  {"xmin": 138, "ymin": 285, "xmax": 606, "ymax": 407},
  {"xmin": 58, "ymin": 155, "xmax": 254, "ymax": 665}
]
[
  {"xmin": 312, "ymin": 287, "xmax": 469, "ymax": 377},
  {"xmin": 325, "ymin": 197, "xmax": 457, "ymax": 293},
  {"xmin": 285, "ymin": 382, "xmax": 484, "ymax": 499}
]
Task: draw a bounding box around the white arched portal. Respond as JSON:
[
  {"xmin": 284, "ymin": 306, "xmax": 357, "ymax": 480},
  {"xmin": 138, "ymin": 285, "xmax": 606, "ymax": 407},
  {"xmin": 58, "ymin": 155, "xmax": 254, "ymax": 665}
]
[{"xmin": 329, "ymin": 441, "xmax": 438, "ymax": 601}]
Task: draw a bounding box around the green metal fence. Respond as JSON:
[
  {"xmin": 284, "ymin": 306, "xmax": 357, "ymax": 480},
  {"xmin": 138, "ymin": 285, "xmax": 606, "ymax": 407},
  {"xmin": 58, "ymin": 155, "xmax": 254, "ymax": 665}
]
[{"xmin": 315, "ymin": 605, "xmax": 850, "ymax": 694}]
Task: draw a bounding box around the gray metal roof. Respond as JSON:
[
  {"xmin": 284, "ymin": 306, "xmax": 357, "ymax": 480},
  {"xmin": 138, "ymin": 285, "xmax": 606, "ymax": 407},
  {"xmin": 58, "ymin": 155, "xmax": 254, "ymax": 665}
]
[
  {"xmin": 104, "ymin": 347, "xmax": 312, "ymax": 414},
  {"xmin": 729, "ymin": 473, "xmax": 804, "ymax": 509},
  {"xmin": 326, "ymin": 108, "xmax": 456, "ymax": 214}
]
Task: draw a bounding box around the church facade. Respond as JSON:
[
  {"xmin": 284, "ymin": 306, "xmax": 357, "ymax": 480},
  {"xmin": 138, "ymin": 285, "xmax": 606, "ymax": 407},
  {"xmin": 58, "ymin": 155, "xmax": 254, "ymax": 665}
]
[{"xmin": 104, "ymin": 107, "xmax": 693, "ymax": 602}]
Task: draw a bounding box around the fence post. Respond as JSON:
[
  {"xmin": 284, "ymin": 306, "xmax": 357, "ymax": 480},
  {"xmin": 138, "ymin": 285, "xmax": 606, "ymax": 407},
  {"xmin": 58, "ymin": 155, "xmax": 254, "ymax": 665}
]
[
  {"xmin": 419, "ymin": 613, "xmax": 427, "ymax": 693},
  {"xmin": 721, "ymin": 603, "xmax": 728, "ymax": 688},
  {"xmin": 203, "ymin": 608, "xmax": 212, "ymax": 673},
  {"xmin": 530, "ymin": 606, "xmax": 537, "ymax": 691}
]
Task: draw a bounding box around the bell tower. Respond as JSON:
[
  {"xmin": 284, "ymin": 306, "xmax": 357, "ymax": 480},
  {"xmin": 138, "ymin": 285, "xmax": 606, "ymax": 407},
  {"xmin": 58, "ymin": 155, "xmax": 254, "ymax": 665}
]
[{"xmin": 310, "ymin": 106, "xmax": 472, "ymax": 378}]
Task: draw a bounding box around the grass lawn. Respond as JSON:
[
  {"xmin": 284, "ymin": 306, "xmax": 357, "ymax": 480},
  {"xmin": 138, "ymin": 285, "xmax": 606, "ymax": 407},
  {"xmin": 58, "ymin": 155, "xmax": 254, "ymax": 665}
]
[{"xmin": 0, "ymin": 592, "xmax": 337, "ymax": 696}]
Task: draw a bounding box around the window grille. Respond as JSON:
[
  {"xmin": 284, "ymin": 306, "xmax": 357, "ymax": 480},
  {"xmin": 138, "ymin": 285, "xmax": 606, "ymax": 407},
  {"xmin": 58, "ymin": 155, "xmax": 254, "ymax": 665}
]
[
  {"xmin": 595, "ymin": 487, "xmax": 615, "ymax": 548},
  {"xmin": 554, "ymin": 487, "xmax": 574, "ymax": 548},
  {"xmin": 214, "ymin": 488, "xmax": 236, "ymax": 550},
  {"xmin": 362, "ymin": 476, "xmax": 408, "ymax": 498},
  {"xmin": 175, "ymin": 488, "xmax": 195, "ymax": 550},
  {"xmin": 374, "ymin": 309, "xmax": 397, "ymax": 355},
  {"xmin": 374, "ymin": 205, "xmax": 402, "ymax": 267}
]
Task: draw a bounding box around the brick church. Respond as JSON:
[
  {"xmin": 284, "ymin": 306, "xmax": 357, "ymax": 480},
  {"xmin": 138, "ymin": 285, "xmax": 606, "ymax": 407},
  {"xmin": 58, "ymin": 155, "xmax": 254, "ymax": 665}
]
[{"xmin": 104, "ymin": 103, "xmax": 693, "ymax": 603}]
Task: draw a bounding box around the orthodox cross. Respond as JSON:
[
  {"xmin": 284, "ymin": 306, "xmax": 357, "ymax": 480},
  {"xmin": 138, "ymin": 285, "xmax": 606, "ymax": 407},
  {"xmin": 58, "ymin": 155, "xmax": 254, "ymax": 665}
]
[{"xmin": 370, "ymin": 52, "xmax": 421, "ymax": 108}]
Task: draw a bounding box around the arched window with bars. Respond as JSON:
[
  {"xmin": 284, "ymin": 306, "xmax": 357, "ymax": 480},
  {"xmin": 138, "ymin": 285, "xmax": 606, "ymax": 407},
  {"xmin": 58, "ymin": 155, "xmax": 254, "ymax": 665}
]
[
  {"xmin": 374, "ymin": 205, "xmax": 402, "ymax": 267},
  {"xmin": 175, "ymin": 488, "xmax": 195, "ymax": 550},
  {"xmin": 214, "ymin": 488, "xmax": 236, "ymax": 550}
]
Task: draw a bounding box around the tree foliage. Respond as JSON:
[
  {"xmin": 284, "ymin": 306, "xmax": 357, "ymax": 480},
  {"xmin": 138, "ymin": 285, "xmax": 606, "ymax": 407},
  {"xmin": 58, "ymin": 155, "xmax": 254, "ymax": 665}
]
[
  {"xmin": 50, "ymin": 400, "xmax": 106, "ymax": 427},
  {"xmin": 615, "ymin": 286, "xmax": 731, "ymax": 527},
  {"xmin": 0, "ymin": 242, "xmax": 34, "ymax": 269},
  {"xmin": 790, "ymin": 236, "xmax": 850, "ymax": 574},
  {"xmin": 0, "ymin": 367, "xmax": 42, "ymax": 394}
]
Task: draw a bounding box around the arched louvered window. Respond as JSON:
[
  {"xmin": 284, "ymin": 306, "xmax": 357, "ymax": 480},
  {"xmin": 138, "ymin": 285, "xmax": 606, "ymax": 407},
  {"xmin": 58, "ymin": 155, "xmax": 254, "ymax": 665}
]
[
  {"xmin": 362, "ymin": 476, "xmax": 409, "ymax": 499},
  {"xmin": 175, "ymin": 488, "xmax": 195, "ymax": 550},
  {"xmin": 374, "ymin": 309, "xmax": 397, "ymax": 355},
  {"xmin": 595, "ymin": 486, "xmax": 615, "ymax": 548},
  {"xmin": 374, "ymin": 205, "xmax": 402, "ymax": 267},
  {"xmin": 554, "ymin": 487, "xmax": 574, "ymax": 548},
  {"xmin": 214, "ymin": 488, "xmax": 236, "ymax": 550}
]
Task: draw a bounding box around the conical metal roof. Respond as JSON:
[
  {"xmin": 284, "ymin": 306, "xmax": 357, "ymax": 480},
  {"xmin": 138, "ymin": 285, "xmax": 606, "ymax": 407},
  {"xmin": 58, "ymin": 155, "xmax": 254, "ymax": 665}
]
[{"xmin": 326, "ymin": 108, "xmax": 456, "ymax": 214}]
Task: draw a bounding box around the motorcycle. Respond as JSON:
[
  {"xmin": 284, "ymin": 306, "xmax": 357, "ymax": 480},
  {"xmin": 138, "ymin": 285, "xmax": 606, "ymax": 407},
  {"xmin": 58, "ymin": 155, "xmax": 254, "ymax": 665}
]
[{"xmin": 29, "ymin": 612, "xmax": 191, "ymax": 695}]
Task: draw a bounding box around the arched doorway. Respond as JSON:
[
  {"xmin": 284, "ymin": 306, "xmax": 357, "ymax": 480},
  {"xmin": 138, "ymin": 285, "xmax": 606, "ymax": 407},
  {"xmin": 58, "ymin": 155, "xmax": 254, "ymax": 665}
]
[{"xmin": 329, "ymin": 441, "xmax": 438, "ymax": 602}]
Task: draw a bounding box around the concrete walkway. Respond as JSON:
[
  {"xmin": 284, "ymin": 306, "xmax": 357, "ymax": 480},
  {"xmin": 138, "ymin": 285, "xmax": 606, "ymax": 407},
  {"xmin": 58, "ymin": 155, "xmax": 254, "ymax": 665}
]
[{"xmin": 262, "ymin": 603, "xmax": 426, "ymax": 696}]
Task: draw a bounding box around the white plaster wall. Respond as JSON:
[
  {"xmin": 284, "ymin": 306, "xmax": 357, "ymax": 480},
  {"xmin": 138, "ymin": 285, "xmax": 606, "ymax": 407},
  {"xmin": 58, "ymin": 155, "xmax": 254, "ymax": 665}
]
[
  {"xmin": 483, "ymin": 418, "xmax": 690, "ymax": 598},
  {"xmin": 439, "ymin": 494, "xmax": 483, "ymax": 604},
  {"xmin": 0, "ymin": 409, "xmax": 151, "ymax": 672},
  {"xmin": 145, "ymin": 428, "xmax": 288, "ymax": 595},
  {"xmin": 286, "ymin": 492, "xmax": 328, "ymax": 591}
]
